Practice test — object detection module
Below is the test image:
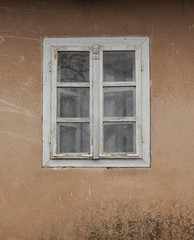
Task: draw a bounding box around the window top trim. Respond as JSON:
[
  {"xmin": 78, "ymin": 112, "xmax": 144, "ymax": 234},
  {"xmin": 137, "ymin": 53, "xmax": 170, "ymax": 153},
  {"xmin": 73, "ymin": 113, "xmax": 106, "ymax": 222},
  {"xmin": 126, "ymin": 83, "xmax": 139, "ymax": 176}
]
[{"xmin": 44, "ymin": 36, "xmax": 149, "ymax": 47}]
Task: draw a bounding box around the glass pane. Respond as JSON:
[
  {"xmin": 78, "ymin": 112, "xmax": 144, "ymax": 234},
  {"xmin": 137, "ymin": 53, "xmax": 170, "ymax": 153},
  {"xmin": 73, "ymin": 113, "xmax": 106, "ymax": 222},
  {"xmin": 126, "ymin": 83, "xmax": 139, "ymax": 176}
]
[
  {"xmin": 57, "ymin": 88, "xmax": 89, "ymax": 118},
  {"xmin": 104, "ymin": 123, "xmax": 135, "ymax": 153},
  {"xmin": 57, "ymin": 51, "xmax": 89, "ymax": 82},
  {"xmin": 103, "ymin": 51, "xmax": 135, "ymax": 82},
  {"xmin": 57, "ymin": 123, "xmax": 90, "ymax": 153},
  {"xmin": 104, "ymin": 88, "xmax": 135, "ymax": 117}
]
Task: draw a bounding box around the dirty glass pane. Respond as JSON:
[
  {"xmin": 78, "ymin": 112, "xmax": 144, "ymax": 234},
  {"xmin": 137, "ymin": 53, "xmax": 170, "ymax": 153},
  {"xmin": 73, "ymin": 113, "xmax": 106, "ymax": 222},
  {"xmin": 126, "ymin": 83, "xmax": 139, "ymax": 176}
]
[
  {"xmin": 104, "ymin": 123, "xmax": 135, "ymax": 153},
  {"xmin": 57, "ymin": 51, "xmax": 89, "ymax": 82},
  {"xmin": 57, "ymin": 123, "xmax": 90, "ymax": 153},
  {"xmin": 104, "ymin": 88, "xmax": 135, "ymax": 117},
  {"xmin": 103, "ymin": 51, "xmax": 135, "ymax": 82},
  {"xmin": 57, "ymin": 88, "xmax": 89, "ymax": 118}
]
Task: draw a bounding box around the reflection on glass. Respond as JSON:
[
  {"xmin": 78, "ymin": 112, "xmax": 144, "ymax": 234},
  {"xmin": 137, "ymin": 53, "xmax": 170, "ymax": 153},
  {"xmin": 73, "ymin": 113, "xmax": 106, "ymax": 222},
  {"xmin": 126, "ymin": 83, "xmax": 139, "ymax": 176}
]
[
  {"xmin": 57, "ymin": 51, "xmax": 89, "ymax": 82},
  {"xmin": 104, "ymin": 123, "xmax": 135, "ymax": 153},
  {"xmin": 104, "ymin": 88, "xmax": 135, "ymax": 117},
  {"xmin": 57, "ymin": 88, "xmax": 89, "ymax": 118},
  {"xmin": 103, "ymin": 51, "xmax": 135, "ymax": 82},
  {"xmin": 58, "ymin": 123, "xmax": 90, "ymax": 153}
]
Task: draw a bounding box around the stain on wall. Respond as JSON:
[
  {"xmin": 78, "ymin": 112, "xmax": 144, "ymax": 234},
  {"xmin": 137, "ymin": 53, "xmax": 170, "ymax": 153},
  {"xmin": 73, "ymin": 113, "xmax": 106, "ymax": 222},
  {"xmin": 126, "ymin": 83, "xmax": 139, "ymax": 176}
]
[
  {"xmin": 72, "ymin": 202, "xmax": 194, "ymax": 240},
  {"xmin": 34, "ymin": 202, "xmax": 194, "ymax": 239},
  {"xmin": 0, "ymin": 0, "xmax": 194, "ymax": 239}
]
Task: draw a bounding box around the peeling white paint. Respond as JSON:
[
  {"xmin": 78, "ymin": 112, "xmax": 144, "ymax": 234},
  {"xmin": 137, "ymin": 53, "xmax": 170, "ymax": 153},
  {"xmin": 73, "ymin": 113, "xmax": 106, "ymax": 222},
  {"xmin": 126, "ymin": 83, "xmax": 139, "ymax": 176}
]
[
  {"xmin": 141, "ymin": 230, "xmax": 144, "ymax": 240},
  {"xmin": 171, "ymin": 46, "xmax": 179, "ymax": 54},
  {"xmin": 0, "ymin": 36, "xmax": 4, "ymax": 43},
  {"xmin": 89, "ymin": 184, "xmax": 91, "ymax": 197}
]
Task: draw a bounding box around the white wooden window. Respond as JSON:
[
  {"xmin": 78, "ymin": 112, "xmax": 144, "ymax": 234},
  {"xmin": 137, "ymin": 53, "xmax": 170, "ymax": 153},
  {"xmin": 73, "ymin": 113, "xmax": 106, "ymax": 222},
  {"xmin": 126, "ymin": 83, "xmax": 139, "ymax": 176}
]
[{"xmin": 43, "ymin": 37, "xmax": 150, "ymax": 168}]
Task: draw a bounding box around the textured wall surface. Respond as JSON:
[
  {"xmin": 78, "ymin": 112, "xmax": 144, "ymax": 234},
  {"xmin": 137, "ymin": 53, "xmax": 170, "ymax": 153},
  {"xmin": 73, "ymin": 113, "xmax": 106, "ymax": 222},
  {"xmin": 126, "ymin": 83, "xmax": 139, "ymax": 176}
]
[{"xmin": 0, "ymin": 0, "xmax": 194, "ymax": 239}]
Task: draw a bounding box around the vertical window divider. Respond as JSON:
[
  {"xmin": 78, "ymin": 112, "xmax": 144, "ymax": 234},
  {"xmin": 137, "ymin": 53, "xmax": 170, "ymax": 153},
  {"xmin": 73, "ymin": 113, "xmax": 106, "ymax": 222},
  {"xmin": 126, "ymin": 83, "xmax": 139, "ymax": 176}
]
[
  {"xmin": 92, "ymin": 45, "xmax": 100, "ymax": 159},
  {"xmin": 99, "ymin": 47, "xmax": 103, "ymax": 157},
  {"xmin": 51, "ymin": 46, "xmax": 57, "ymax": 157},
  {"xmin": 135, "ymin": 46, "xmax": 142, "ymax": 158},
  {"xmin": 89, "ymin": 48, "xmax": 93, "ymax": 158}
]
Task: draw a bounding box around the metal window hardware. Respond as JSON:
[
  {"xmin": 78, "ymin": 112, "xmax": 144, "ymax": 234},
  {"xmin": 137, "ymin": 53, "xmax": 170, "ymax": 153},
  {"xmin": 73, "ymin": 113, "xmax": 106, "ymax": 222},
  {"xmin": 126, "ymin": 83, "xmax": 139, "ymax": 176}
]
[{"xmin": 92, "ymin": 44, "xmax": 100, "ymax": 59}]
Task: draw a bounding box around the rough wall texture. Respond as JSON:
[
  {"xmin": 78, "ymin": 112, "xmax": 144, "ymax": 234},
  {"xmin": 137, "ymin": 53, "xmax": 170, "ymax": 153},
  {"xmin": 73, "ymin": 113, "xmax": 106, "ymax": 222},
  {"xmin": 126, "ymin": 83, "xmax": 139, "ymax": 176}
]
[{"xmin": 0, "ymin": 0, "xmax": 194, "ymax": 239}]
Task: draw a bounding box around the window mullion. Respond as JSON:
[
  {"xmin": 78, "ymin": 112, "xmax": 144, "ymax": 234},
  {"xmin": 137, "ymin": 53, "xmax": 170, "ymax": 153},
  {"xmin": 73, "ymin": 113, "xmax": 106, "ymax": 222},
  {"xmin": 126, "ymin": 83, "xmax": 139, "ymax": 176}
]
[
  {"xmin": 99, "ymin": 48, "xmax": 103, "ymax": 157},
  {"xmin": 135, "ymin": 46, "xmax": 142, "ymax": 157},
  {"xmin": 51, "ymin": 47, "xmax": 57, "ymax": 157},
  {"xmin": 92, "ymin": 45, "xmax": 100, "ymax": 159}
]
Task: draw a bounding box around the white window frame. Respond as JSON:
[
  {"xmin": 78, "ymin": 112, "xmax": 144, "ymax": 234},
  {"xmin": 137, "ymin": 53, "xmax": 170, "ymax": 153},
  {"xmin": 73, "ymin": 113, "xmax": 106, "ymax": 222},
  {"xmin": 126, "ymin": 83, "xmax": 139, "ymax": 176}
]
[{"xmin": 43, "ymin": 37, "xmax": 150, "ymax": 168}]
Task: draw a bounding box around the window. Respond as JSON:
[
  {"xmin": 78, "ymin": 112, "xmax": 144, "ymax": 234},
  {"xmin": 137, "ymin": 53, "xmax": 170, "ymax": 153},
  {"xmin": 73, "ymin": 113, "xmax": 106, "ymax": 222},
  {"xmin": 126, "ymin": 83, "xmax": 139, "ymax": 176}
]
[{"xmin": 43, "ymin": 37, "xmax": 150, "ymax": 168}]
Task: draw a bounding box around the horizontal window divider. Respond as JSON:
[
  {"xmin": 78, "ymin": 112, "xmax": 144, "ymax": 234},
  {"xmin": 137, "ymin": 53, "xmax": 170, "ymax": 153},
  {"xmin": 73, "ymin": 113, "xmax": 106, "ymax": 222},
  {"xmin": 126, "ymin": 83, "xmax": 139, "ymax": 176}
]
[
  {"xmin": 52, "ymin": 153, "xmax": 92, "ymax": 159},
  {"xmin": 99, "ymin": 153, "xmax": 139, "ymax": 158},
  {"xmin": 103, "ymin": 87, "xmax": 135, "ymax": 93},
  {"xmin": 53, "ymin": 46, "xmax": 91, "ymax": 51},
  {"xmin": 103, "ymin": 81, "xmax": 136, "ymax": 87},
  {"xmin": 103, "ymin": 117, "xmax": 136, "ymax": 122},
  {"xmin": 57, "ymin": 82, "xmax": 90, "ymax": 88},
  {"xmin": 57, "ymin": 117, "xmax": 90, "ymax": 123}
]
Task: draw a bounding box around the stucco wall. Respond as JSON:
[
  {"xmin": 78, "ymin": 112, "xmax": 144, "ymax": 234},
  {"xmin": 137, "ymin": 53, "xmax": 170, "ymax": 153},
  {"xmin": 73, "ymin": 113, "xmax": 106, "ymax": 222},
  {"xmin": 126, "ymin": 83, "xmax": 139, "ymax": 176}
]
[{"xmin": 0, "ymin": 0, "xmax": 194, "ymax": 239}]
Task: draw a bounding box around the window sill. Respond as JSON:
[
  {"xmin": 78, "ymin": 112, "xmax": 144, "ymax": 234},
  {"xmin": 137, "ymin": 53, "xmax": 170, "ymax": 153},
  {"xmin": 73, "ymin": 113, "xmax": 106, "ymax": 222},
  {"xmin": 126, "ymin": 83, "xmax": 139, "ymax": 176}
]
[{"xmin": 43, "ymin": 158, "xmax": 150, "ymax": 168}]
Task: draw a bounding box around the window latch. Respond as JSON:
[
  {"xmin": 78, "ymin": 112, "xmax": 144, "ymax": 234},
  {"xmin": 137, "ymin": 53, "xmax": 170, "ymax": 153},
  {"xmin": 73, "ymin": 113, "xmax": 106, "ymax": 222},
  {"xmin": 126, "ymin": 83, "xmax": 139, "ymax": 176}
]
[{"xmin": 92, "ymin": 45, "xmax": 100, "ymax": 59}]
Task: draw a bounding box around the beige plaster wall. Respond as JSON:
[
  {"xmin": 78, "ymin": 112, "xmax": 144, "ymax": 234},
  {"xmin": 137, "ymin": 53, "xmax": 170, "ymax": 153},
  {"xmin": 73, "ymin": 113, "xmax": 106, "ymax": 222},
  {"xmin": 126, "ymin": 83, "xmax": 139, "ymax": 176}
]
[{"xmin": 0, "ymin": 0, "xmax": 193, "ymax": 239}]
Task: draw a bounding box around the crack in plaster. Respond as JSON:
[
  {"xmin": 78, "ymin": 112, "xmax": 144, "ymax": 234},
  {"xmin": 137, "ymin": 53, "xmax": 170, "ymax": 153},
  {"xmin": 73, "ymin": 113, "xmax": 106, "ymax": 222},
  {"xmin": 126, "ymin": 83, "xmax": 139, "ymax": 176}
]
[
  {"xmin": 0, "ymin": 34, "xmax": 39, "ymax": 41},
  {"xmin": 0, "ymin": 6, "xmax": 68, "ymax": 19},
  {"xmin": 0, "ymin": 130, "xmax": 39, "ymax": 143},
  {"xmin": 0, "ymin": 99, "xmax": 38, "ymax": 119}
]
